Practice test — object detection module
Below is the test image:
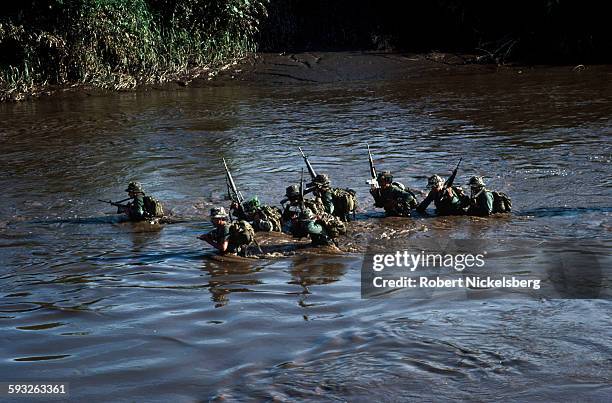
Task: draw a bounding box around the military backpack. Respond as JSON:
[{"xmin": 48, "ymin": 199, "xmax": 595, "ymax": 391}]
[
  {"xmin": 259, "ymin": 205, "xmax": 282, "ymax": 232},
  {"xmin": 143, "ymin": 195, "xmax": 164, "ymax": 218},
  {"xmin": 318, "ymin": 214, "xmax": 347, "ymax": 239},
  {"xmin": 330, "ymin": 187, "xmax": 357, "ymax": 221},
  {"xmin": 491, "ymin": 191, "xmax": 512, "ymax": 213},
  {"xmin": 229, "ymin": 220, "xmax": 255, "ymax": 246}
]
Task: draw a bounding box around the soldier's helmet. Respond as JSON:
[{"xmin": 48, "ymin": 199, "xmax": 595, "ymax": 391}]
[
  {"xmin": 244, "ymin": 196, "xmax": 261, "ymax": 212},
  {"xmin": 299, "ymin": 207, "xmax": 315, "ymax": 220},
  {"xmin": 285, "ymin": 184, "xmax": 300, "ymax": 199},
  {"xmin": 309, "ymin": 173, "xmax": 330, "ymax": 187},
  {"xmin": 468, "ymin": 176, "xmax": 486, "ymax": 188},
  {"xmin": 125, "ymin": 181, "xmax": 144, "ymax": 194},
  {"xmin": 210, "ymin": 206, "xmax": 228, "ymax": 219},
  {"xmin": 377, "ymin": 171, "xmax": 393, "ymax": 184},
  {"xmin": 427, "ymin": 174, "xmax": 444, "ymax": 189}
]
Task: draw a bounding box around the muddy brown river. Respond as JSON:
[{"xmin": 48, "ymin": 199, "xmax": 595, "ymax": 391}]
[{"xmin": 0, "ymin": 53, "xmax": 611, "ymax": 401}]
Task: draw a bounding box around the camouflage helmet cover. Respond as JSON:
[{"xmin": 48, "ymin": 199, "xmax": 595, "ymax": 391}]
[
  {"xmin": 244, "ymin": 196, "xmax": 261, "ymax": 211},
  {"xmin": 377, "ymin": 171, "xmax": 393, "ymax": 183},
  {"xmin": 427, "ymin": 174, "xmax": 444, "ymax": 189},
  {"xmin": 310, "ymin": 173, "xmax": 330, "ymax": 187},
  {"xmin": 210, "ymin": 206, "xmax": 228, "ymax": 219},
  {"xmin": 285, "ymin": 184, "xmax": 300, "ymax": 198},
  {"xmin": 299, "ymin": 207, "xmax": 315, "ymax": 220},
  {"xmin": 125, "ymin": 181, "xmax": 144, "ymax": 193},
  {"xmin": 468, "ymin": 176, "xmax": 486, "ymax": 187}
]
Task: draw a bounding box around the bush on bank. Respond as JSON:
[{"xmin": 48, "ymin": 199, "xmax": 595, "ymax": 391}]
[{"xmin": 0, "ymin": 0, "xmax": 268, "ymax": 100}]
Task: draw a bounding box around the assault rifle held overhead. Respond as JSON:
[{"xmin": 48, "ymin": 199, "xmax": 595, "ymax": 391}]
[
  {"xmin": 223, "ymin": 157, "xmax": 246, "ymax": 220},
  {"xmin": 443, "ymin": 157, "xmax": 462, "ymax": 190},
  {"xmin": 366, "ymin": 143, "xmax": 378, "ymax": 189},
  {"xmin": 222, "ymin": 157, "xmax": 263, "ymax": 254},
  {"xmin": 299, "ymin": 147, "xmax": 317, "ymax": 179},
  {"xmin": 299, "ymin": 168, "xmax": 305, "ymax": 214}
]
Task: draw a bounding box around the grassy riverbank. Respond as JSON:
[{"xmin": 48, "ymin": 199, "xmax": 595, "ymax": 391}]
[
  {"xmin": 2, "ymin": 1, "xmax": 610, "ymax": 102},
  {"xmin": 0, "ymin": 0, "xmax": 268, "ymax": 101}
]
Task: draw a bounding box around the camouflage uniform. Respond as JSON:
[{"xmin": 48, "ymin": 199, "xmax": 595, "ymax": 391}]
[
  {"xmin": 370, "ymin": 172, "xmax": 417, "ymax": 217},
  {"xmin": 307, "ymin": 174, "xmax": 334, "ymax": 215},
  {"xmin": 123, "ymin": 182, "xmax": 146, "ymax": 221},
  {"xmin": 202, "ymin": 207, "xmax": 254, "ymax": 256},
  {"xmin": 208, "ymin": 223, "xmax": 232, "ymax": 248},
  {"xmin": 281, "ymin": 185, "xmax": 325, "ymax": 233},
  {"xmin": 292, "ymin": 208, "xmax": 333, "ymax": 246},
  {"xmin": 233, "ymin": 197, "xmax": 278, "ymax": 232},
  {"xmin": 466, "ymin": 176, "xmax": 494, "ymax": 216},
  {"xmin": 417, "ymin": 174, "xmax": 468, "ymax": 216}
]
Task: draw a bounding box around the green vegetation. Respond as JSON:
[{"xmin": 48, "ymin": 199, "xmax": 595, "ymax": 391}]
[
  {"xmin": 3, "ymin": 1, "xmax": 610, "ymax": 101},
  {"xmin": 0, "ymin": 0, "xmax": 268, "ymax": 100}
]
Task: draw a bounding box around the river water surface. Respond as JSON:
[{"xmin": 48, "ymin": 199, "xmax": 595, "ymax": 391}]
[{"xmin": 0, "ymin": 54, "xmax": 611, "ymax": 401}]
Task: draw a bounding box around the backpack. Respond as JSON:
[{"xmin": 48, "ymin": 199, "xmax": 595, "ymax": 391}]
[
  {"xmin": 491, "ymin": 191, "xmax": 512, "ymax": 213},
  {"xmin": 143, "ymin": 195, "xmax": 164, "ymax": 218},
  {"xmin": 330, "ymin": 187, "xmax": 357, "ymax": 221},
  {"xmin": 229, "ymin": 220, "xmax": 255, "ymax": 246},
  {"xmin": 259, "ymin": 205, "xmax": 282, "ymax": 232},
  {"xmin": 318, "ymin": 214, "xmax": 347, "ymax": 239},
  {"xmin": 304, "ymin": 199, "xmax": 325, "ymax": 216},
  {"xmin": 392, "ymin": 181, "xmax": 405, "ymax": 191}
]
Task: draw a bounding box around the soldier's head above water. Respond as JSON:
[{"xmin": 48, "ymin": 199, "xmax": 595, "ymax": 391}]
[
  {"xmin": 285, "ymin": 184, "xmax": 300, "ymax": 201},
  {"xmin": 427, "ymin": 174, "xmax": 444, "ymax": 190},
  {"xmin": 299, "ymin": 207, "xmax": 316, "ymax": 220},
  {"xmin": 210, "ymin": 206, "xmax": 228, "ymax": 225},
  {"xmin": 376, "ymin": 171, "xmax": 393, "ymax": 188},
  {"xmin": 244, "ymin": 196, "xmax": 261, "ymax": 212},
  {"xmin": 125, "ymin": 181, "xmax": 144, "ymax": 196},
  {"xmin": 308, "ymin": 173, "xmax": 330, "ymax": 188},
  {"xmin": 468, "ymin": 176, "xmax": 486, "ymax": 190}
]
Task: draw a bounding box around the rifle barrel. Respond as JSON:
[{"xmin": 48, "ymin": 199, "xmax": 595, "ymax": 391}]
[
  {"xmin": 299, "ymin": 168, "xmax": 305, "ymax": 212},
  {"xmin": 443, "ymin": 157, "xmax": 463, "ymax": 189},
  {"xmin": 223, "ymin": 157, "xmax": 245, "ymax": 205},
  {"xmin": 299, "ymin": 147, "xmax": 317, "ymax": 179},
  {"xmin": 367, "ymin": 143, "xmax": 377, "ymax": 179}
]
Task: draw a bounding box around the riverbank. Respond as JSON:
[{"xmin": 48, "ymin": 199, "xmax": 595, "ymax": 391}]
[
  {"xmin": 0, "ymin": 57, "xmax": 246, "ymax": 102},
  {"xmin": 1, "ymin": 51, "xmax": 520, "ymax": 102},
  {"xmin": 3, "ymin": 50, "xmax": 595, "ymax": 103}
]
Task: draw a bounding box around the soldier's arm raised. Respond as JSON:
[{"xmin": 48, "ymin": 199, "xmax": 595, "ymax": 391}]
[{"xmin": 416, "ymin": 191, "xmax": 434, "ymax": 212}]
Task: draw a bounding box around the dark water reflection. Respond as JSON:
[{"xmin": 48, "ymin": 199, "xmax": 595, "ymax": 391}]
[{"xmin": 0, "ymin": 62, "xmax": 611, "ymax": 401}]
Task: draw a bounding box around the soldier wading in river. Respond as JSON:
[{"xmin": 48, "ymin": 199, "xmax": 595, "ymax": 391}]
[
  {"xmin": 417, "ymin": 174, "xmax": 469, "ymax": 216},
  {"xmin": 100, "ymin": 181, "xmax": 164, "ymax": 222},
  {"xmin": 307, "ymin": 173, "xmax": 357, "ymax": 222},
  {"xmin": 199, "ymin": 207, "xmax": 256, "ymax": 257},
  {"xmin": 465, "ymin": 176, "xmax": 512, "ymax": 216},
  {"xmin": 290, "ymin": 207, "xmax": 336, "ymax": 247},
  {"xmin": 280, "ymin": 184, "xmax": 325, "ymax": 233},
  {"xmin": 370, "ymin": 171, "xmax": 418, "ymax": 217},
  {"xmin": 231, "ymin": 196, "xmax": 282, "ymax": 232}
]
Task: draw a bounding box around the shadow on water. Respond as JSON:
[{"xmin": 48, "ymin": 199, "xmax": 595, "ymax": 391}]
[{"xmin": 27, "ymin": 215, "xmax": 195, "ymax": 226}]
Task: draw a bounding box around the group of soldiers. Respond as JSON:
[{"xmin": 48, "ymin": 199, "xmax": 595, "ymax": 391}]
[{"xmin": 105, "ymin": 147, "xmax": 511, "ymax": 258}]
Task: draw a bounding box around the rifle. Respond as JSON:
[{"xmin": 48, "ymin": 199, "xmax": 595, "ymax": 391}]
[
  {"xmin": 366, "ymin": 143, "xmax": 379, "ymax": 189},
  {"xmin": 98, "ymin": 197, "xmax": 131, "ymax": 208},
  {"xmin": 223, "ymin": 157, "xmax": 246, "ymax": 218},
  {"xmin": 443, "ymin": 157, "xmax": 462, "ymax": 190},
  {"xmin": 222, "ymin": 157, "xmax": 263, "ymax": 255},
  {"xmin": 299, "ymin": 147, "xmax": 317, "ymax": 179},
  {"xmin": 299, "ymin": 168, "xmax": 305, "ymax": 214}
]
